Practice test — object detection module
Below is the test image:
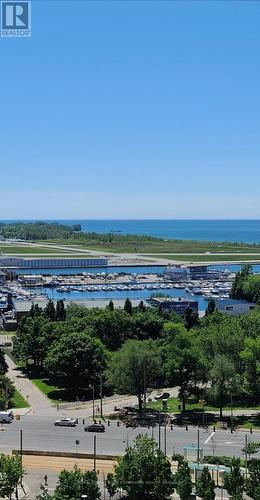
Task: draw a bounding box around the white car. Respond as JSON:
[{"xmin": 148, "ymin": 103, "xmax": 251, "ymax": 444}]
[{"xmin": 54, "ymin": 418, "xmax": 77, "ymax": 427}]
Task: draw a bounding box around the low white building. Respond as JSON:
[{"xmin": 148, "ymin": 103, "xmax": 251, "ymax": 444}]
[{"xmin": 216, "ymin": 298, "xmax": 256, "ymax": 315}]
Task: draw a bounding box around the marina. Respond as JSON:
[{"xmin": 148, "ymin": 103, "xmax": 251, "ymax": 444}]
[{"xmin": 0, "ymin": 262, "xmax": 259, "ymax": 319}]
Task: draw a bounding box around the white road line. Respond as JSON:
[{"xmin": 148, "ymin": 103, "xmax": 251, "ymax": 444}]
[{"xmin": 204, "ymin": 431, "xmax": 215, "ymax": 444}]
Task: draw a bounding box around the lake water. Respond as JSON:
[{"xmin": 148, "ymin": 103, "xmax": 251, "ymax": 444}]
[
  {"xmin": 23, "ymin": 263, "xmax": 260, "ymax": 313},
  {"xmin": 3, "ymin": 219, "xmax": 260, "ymax": 243}
]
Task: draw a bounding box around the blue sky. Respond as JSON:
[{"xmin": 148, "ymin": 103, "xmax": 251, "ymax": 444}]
[{"xmin": 1, "ymin": 0, "xmax": 260, "ymax": 219}]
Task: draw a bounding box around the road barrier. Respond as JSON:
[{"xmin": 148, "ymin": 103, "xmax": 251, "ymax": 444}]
[{"xmin": 12, "ymin": 449, "xmax": 118, "ymax": 461}]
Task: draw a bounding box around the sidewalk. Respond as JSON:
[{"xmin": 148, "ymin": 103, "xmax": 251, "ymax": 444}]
[{"xmin": 6, "ymin": 355, "xmax": 52, "ymax": 413}]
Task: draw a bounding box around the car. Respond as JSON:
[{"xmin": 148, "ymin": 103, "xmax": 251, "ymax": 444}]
[
  {"xmin": 84, "ymin": 423, "xmax": 105, "ymax": 433},
  {"xmin": 154, "ymin": 392, "xmax": 170, "ymax": 400},
  {"xmin": 54, "ymin": 418, "xmax": 78, "ymax": 427}
]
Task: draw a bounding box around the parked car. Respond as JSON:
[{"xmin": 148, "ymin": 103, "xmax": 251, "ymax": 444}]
[
  {"xmin": 154, "ymin": 392, "xmax": 170, "ymax": 400},
  {"xmin": 0, "ymin": 410, "xmax": 14, "ymax": 423},
  {"xmin": 84, "ymin": 423, "xmax": 105, "ymax": 433},
  {"xmin": 54, "ymin": 418, "xmax": 78, "ymax": 427}
]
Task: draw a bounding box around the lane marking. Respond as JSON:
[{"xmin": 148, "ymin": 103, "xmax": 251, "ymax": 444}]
[{"xmin": 204, "ymin": 431, "xmax": 215, "ymax": 444}]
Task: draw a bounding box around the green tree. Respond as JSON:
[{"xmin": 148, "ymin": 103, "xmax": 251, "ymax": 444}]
[
  {"xmin": 240, "ymin": 337, "xmax": 260, "ymax": 404},
  {"xmin": 113, "ymin": 435, "xmax": 174, "ymax": 499},
  {"xmin": 244, "ymin": 458, "xmax": 260, "ymax": 499},
  {"xmin": 0, "ymin": 454, "xmax": 24, "ymax": 500},
  {"xmin": 45, "ymin": 332, "xmax": 107, "ymax": 390},
  {"xmin": 108, "ymin": 300, "xmax": 114, "ymax": 311},
  {"xmin": 205, "ymin": 298, "xmax": 216, "ymax": 316},
  {"xmin": 55, "ymin": 300, "xmax": 66, "ymax": 321},
  {"xmin": 13, "ymin": 317, "xmax": 50, "ymax": 370},
  {"xmin": 209, "ymin": 354, "xmax": 236, "ymax": 418},
  {"xmin": 138, "ymin": 300, "xmax": 146, "ymax": 312},
  {"xmin": 124, "ymin": 298, "xmax": 133, "ymax": 315},
  {"xmin": 165, "ymin": 332, "xmax": 207, "ymax": 411},
  {"xmin": 0, "ymin": 375, "xmax": 15, "ymax": 410},
  {"xmin": 37, "ymin": 467, "xmax": 100, "ymax": 500},
  {"xmin": 105, "ymin": 473, "xmax": 117, "ymax": 498},
  {"xmin": 44, "ymin": 300, "xmax": 56, "ymax": 321},
  {"xmin": 92, "ymin": 310, "xmax": 133, "ymax": 350},
  {"xmin": 223, "ymin": 458, "xmax": 244, "ymax": 497},
  {"xmin": 0, "ymin": 348, "xmax": 8, "ymax": 374},
  {"xmin": 174, "ymin": 461, "xmax": 192, "ymax": 500},
  {"xmin": 107, "ymin": 340, "xmax": 162, "ymax": 414},
  {"xmin": 184, "ymin": 307, "xmax": 198, "ymax": 330},
  {"xmin": 196, "ymin": 466, "xmax": 215, "ymax": 500}
]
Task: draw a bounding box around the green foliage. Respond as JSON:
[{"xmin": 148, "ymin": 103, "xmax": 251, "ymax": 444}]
[
  {"xmin": 107, "ymin": 340, "xmax": 163, "ymax": 413},
  {"xmin": 13, "ymin": 316, "xmax": 53, "ymax": 369},
  {"xmin": 184, "ymin": 307, "xmax": 199, "ymax": 330},
  {"xmin": 196, "ymin": 466, "xmax": 215, "ymax": 500},
  {"xmin": 165, "ymin": 331, "xmax": 207, "ymax": 411},
  {"xmin": 112, "ymin": 435, "xmax": 174, "ymax": 499},
  {"xmin": 242, "ymin": 441, "xmax": 260, "ymax": 457},
  {"xmin": 45, "ymin": 331, "xmax": 107, "ymax": 389},
  {"xmin": 205, "ymin": 298, "xmax": 216, "ymax": 316},
  {"xmin": 173, "ymin": 461, "xmax": 192, "ymax": 500},
  {"xmin": 209, "ymin": 354, "xmax": 236, "ymax": 417},
  {"xmin": 0, "ymin": 222, "xmax": 76, "ymax": 240},
  {"xmin": 244, "ymin": 458, "xmax": 260, "ymax": 499},
  {"xmin": 124, "ymin": 298, "xmax": 133, "ymax": 315},
  {"xmin": 230, "ymin": 264, "xmax": 260, "ymax": 303},
  {"xmin": 0, "ymin": 454, "xmax": 24, "ymax": 499},
  {"xmin": 36, "ymin": 466, "xmax": 100, "ymax": 500},
  {"xmin": 108, "ymin": 300, "xmax": 114, "ymax": 311},
  {"xmin": 55, "ymin": 300, "xmax": 66, "ymax": 321},
  {"xmin": 0, "ymin": 375, "xmax": 15, "ymax": 410},
  {"xmin": 0, "ymin": 348, "xmax": 8, "ymax": 374},
  {"xmin": 105, "ymin": 473, "xmax": 117, "ymax": 498},
  {"xmin": 44, "ymin": 300, "xmax": 56, "ymax": 321},
  {"xmin": 223, "ymin": 458, "xmax": 244, "ymax": 496},
  {"xmin": 240, "ymin": 337, "xmax": 260, "ymax": 403}
]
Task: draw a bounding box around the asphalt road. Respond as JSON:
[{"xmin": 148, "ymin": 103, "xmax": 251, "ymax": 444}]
[{"xmin": 1, "ymin": 415, "xmax": 260, "ymax": 460}]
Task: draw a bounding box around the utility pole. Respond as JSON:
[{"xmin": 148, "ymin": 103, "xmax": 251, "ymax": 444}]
[
  {"xmin": 230, "ymin": 393, "xmax": 234, "ymax": 432},
  {"xmin": 245, "ymin": 433, "xmax": 248, "ymax": 480},
  {"xmin": 197, "ymin": 429, "xmax": 200, "ymax": 465},
  {"xmin": 94, "ymin": 435, "xmax": 97, "ymax": 471},
  {"xmin": 92, "ymin": 385, "xmax": 95, "ymax": 421},
  {"xmin": 100, "ymin": 378, "xmax": 103, "ymax": 419},
  {"xmin": 143, "ymin": 360, "xmax": 146, "ymax": 416},
  {"xmin": 20, "ymin": 429, "xmax": 23, "ymax": 486},
  {"xmin": 164, "ymin": 412, "xmax": 167, "ymax": 455},
  {"xmin": 158, "ymin": 411, "xmax": 161, "ymax": 451},
  {"xmin": 5, "ymin": 384, "xmax": 8, "ymax": 411}
]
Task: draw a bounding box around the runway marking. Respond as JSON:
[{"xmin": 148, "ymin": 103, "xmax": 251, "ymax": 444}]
[{"xmin": 204, "ymin": 431, "xmax": 215, "ymax": 444}]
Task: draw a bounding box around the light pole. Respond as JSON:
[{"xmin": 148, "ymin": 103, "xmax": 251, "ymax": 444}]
[
  {"xmin": 158, "ymin": 411, "xmax": 161, "ymax": 451},
  {"xmin": 93, "ymin": 435, "xmax": 97, "ymax": 472},
  {"xmin": 230, "ymin": 393, "xmax": 234, "ymax": 432},
  {"xmin": 92, "ymin": 385, "xmax": 95, "ymax": 421}
]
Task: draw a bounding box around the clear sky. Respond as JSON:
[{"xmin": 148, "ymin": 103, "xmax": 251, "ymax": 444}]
[{"xmin": 1, "ymin": 0, "xmax": 260, "ymax": 219}]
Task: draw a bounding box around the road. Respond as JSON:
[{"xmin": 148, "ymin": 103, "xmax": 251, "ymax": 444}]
[{"xmin": 1, "ymin": 415, "xmax": 259, "ymax": 460}]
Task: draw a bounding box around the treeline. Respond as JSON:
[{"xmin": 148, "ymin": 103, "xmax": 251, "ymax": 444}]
[
  {"xmin": 0, "ymin": 221, "xmax": 161, "ymax": 243},
  {"xmin": 0, "ymin": 350, "xmax": 15, "ymax": 410},
  {"xmin": 231, "ymin": 264, "xmax": 260, "ymax": 303},
  {"xmin": 12, "ymin": 297, "xmax": 260, "ymax": 414},
  {"xmin": 0, "ymin": 222, "xmax": 80, "ymax": 240}
]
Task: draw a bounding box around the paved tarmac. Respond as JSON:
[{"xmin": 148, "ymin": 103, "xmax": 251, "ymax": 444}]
[{"xmin": 1, "ymin": 414, "xmax": 260, "ymax": 460}]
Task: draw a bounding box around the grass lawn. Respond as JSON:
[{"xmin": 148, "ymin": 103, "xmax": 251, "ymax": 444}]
[
  {"xmin": 147, "ymin": 396, "xmax": 260, "ymax": 414},
  {"xmin": 12, "ymin": 390, "xmax": 29, "ymax": 409},
  {"xmin": 0, "ymin": 245, "xmax": 75, "ymax": 254},
  {"xmin": 41, "ymin": 239, "xmax": 260, "ymax": 254},
  {"xmin": 31, "ymin": 378, "xmax": 91, "ymax": 404},
  {"xmin": 31, "ymin": 378, "xmax": 70, "ymax": 403},
  {"xmin": 146, "ymin": 254, "xmax": 260, "ymax": 262}
]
